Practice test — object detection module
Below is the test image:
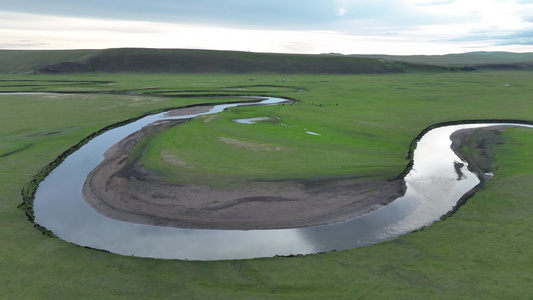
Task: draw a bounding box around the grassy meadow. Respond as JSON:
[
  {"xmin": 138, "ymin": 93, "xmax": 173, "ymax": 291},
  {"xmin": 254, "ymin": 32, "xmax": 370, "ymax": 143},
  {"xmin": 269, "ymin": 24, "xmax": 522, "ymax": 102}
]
[
  {"xmin": 1, "ymin": 71, "xmax": 532, "ymax": 299},
  {"xmin": 138, "ymin": 70, "xmax": 533, "ymax": 188}
]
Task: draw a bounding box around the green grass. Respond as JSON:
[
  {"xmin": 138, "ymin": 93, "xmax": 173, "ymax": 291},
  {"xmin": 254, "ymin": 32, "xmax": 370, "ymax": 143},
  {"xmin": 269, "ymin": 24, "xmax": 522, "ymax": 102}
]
[
  {"xmin": 139, "ymin": 101, "xmax": 405, "ymax": 187},
  {"xmin": 1, "ymin": 71, "xmax": 533, "ymax": 299},
  {"xmin": 138, "ymin": 71, "xmax": 533, "ymax": 187}
]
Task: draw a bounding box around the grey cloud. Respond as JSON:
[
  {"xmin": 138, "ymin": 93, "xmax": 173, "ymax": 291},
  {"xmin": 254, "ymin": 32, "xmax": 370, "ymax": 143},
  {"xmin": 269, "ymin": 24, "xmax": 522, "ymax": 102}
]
[
  {"xmin": 338, "ymin": 0, "xmax": 490, "ymax": 31},
  {"xmin": 0, "ymin": 0, "xmax": 475, "ymax": 32},
  {"xmin": 520, "ymin": 13, "xmax": 533, "ymax": 23},
  {"xmin": 447, "ymin": 27, "xmax": 533, "ymax": 46},
  {"xmin": 0, "ymin": 40, "xmax": 48, "ymax": 48},
  {"xmin": 496, "ymin": 39, "xmax": 533, "ymax": 45},
  {"xmin": 0, "ymin": 0, "xmax": 341, "ymax": 30},
  {"xmin": 415, "ymin": 0, "xmax": 456, "ymax": 6}
]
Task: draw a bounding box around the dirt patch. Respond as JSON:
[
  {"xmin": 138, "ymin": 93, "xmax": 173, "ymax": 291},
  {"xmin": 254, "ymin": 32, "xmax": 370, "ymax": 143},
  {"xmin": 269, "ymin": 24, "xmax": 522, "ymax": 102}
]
[
  {"xmin": 160, "ymin": 151, "xmax": 194, "ymax": 168},
  {"xmin": 202, "ymin": 115, "xmax": 218, "ymax": 123},
  {"xmin": 219, "ymin": 136, "xmax": 283, "ymax": 151}
]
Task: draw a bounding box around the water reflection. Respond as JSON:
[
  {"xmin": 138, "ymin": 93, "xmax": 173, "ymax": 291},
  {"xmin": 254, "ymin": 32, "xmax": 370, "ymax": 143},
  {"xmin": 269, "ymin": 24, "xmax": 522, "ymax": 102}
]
[{"xmin": 33, "ymin": 98, "xmax": 532, "ymax": 260}]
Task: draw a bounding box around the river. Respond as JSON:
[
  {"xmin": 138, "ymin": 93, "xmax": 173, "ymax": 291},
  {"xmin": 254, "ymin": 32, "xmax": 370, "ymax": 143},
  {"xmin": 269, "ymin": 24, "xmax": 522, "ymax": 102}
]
[{"xmin": 31, "ymin": 96, "xmax": 531, "ymax": 260}]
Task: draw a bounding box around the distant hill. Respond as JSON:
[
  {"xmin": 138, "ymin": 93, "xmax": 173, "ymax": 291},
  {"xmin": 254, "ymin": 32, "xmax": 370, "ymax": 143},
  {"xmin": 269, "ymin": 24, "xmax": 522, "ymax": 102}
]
[
  {"xmin": 0, "ymin": 48, "xmax": 532, "ymax": 74},
  {"xmin": 350, "ymin": 52, "xmax": 533, "ymax": 68},
  {"xmin": 0, "ymin": 49, "xmax": 97, "ymax": 74},
  {"xmin": 0, "ymin": 48, "xmax": 443, "ymax": 74}
]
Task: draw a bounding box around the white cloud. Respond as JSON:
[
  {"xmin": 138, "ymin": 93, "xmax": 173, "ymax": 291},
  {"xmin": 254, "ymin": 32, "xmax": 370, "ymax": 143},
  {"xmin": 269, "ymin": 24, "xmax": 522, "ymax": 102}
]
[
  {"xmin": 412, "ymin": 0, "xmax": 456, "ymax": 6},
  {"xmin": 0, "ymin": 0, "xmax": 532, "ymax": 54}
]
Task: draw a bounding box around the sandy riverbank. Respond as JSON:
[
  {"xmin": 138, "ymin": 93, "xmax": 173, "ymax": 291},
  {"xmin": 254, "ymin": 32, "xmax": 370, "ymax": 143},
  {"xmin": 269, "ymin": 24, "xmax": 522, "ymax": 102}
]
[
  {"xmin": 82, "ymin": 106, "xmax": 407, "ymax": 230},
  {"xmin": 450, "ymin": 125, "xmax": 508, "ymax": 178},
  {"xmin": 82, "ymin": 108, "xmax": 510, "ymax": 231}
]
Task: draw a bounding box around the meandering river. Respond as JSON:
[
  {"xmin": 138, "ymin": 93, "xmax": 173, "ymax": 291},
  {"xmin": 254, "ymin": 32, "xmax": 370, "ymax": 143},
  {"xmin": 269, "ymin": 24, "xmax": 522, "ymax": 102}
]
[{"xmin": 30, "ymin": 96, "xmax": 532, "ymax": 260}]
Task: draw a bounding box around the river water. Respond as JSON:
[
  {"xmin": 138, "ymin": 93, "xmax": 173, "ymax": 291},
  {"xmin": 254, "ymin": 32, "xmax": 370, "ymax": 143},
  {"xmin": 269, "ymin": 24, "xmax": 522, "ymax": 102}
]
[{"xmin": 31, "ymin": 96, "xmax": 529, "ymax": 260}]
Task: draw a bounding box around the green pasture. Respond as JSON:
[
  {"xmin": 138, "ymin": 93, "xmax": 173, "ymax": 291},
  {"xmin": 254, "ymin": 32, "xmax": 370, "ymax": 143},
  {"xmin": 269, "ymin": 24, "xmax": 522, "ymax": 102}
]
[
  {"xmin": 139, "ymin": 71, "xmax": 533, "ymax": 187},
  {"xmin": 0, "ymin": 71, "xmax": 532, "ymax": 299}
]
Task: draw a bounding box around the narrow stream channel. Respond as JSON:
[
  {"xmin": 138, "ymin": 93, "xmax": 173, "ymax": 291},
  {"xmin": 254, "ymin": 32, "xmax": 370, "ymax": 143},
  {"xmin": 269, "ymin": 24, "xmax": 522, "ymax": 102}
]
[{"xmin": 29, "ymin": 95, "xmax": 532, "ymax": 260}]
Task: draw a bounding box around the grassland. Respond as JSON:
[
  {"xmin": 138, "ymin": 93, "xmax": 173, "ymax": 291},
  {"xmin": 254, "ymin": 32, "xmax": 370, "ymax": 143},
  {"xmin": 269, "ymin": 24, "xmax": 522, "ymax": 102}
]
[
  {"xmin": 138, "ymin": 70, "xmax": 533, "ymax": 188},
  {"xmin": 1, "ymin": 71, "xmax": 532, "ymax": 299}
]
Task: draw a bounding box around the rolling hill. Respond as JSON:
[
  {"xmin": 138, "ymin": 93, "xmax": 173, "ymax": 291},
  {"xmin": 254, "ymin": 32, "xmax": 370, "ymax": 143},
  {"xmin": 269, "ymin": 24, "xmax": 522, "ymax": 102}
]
[
  {"xmin": 1, "ymin": 48, "xmax": 532, "ymax": 74},
  {"xmin": 350, "ymin": 51, "xmax": 533, "ymax": 68}
]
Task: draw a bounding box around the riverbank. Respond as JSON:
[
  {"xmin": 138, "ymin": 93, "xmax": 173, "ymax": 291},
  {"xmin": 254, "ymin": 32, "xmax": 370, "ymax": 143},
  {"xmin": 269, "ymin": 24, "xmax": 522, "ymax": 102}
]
[
  {"xmin": 82, "ymin": 106, "xmax": 407, "ymax": 230},
  {"xmin": 450, "ymin": 125, "xmax": 507, "ymax": 179},
  {"xmin": 82, "ymin": 111, "xmax": 519, "ymax": 231}
]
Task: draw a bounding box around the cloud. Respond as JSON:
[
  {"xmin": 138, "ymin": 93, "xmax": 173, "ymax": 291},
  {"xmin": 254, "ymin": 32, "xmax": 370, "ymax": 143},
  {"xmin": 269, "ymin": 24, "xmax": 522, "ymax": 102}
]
[
  {"xmin": 0, "ymin": 0, "xmax": 480, "ymax": 32},
  {"xmin": 494, "ymin": 30, "xmax": 533, "ymax": 45},
  {"xmin": 519, "ymin": 10, "xmax": 533, "ymax": 23},
  {"xmin": 496, "ymin": 39, "xmax": 533, "ymax": 45},
  {"xmin": 447, "ymin": 27, "xmax": 533, "ymax": 46},
  {"xmin": 414, "ymin": 0, "xmax": 456, "ymax": 6},
  {"xmin": 0, "ymin": 1, "xmax": 341, "ymax": 30},
  {"xmin": 1, "ymin": 1, "xmax": 532, "ymax": 54},
  {"xmin": 0, "ymin": 11, "xmax": 165, "ymax": 34},
  {"xmin": 0, "ymin": 40, "xmax": 47, "ymax": 48},
  {"xmin": 0, "ymin": 10, "xmax": 478, "ymax": 55}
]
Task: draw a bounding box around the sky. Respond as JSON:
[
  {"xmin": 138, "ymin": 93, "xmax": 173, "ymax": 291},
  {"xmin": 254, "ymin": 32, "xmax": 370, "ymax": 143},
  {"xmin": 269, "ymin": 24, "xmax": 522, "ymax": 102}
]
[{"xmin": 1, "ymin": 0, "xmax": 533, "ymax": 55}]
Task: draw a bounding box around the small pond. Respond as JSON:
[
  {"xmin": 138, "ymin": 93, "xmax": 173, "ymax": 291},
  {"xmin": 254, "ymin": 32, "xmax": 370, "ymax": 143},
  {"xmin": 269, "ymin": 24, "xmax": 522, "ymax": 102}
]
[{"xmin": 31, "ymin": 96, "xmax": 532, "ymax": 260}]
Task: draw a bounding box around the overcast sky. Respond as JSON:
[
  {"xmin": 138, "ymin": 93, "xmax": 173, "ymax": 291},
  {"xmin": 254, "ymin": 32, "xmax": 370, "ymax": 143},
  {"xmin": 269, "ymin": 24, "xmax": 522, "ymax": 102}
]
[{"xmin": 1, "ymin": 0, "xmax": 533, "ymax": 55}]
